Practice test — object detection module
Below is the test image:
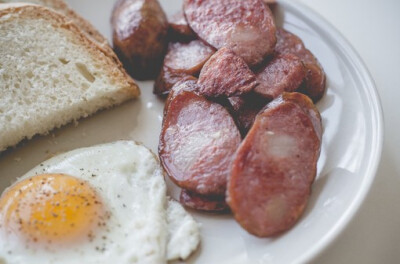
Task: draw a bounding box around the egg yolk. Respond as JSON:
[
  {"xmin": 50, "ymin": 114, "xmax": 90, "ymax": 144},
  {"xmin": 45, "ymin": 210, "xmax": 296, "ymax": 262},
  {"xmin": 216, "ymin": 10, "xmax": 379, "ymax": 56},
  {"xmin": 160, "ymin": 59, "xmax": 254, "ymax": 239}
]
[{"xmin": 0, "ymin": 174, "xmax": 106, "ymax": 245}]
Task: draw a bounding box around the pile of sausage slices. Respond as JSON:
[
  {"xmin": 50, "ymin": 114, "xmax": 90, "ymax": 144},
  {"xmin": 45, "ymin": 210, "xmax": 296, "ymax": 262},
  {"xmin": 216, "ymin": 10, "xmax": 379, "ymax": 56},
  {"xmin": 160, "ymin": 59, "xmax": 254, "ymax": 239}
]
[{"xmin": 112, "ymin": 0, "xmax": 326, "ymax": 237}]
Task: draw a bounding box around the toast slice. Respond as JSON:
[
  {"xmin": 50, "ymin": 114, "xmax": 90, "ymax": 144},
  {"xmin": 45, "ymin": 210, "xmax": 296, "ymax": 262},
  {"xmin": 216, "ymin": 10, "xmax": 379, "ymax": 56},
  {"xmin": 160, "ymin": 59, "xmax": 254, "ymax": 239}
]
[
  {"xmin": 0, "ymin": 0, "xmax": 107, "ymax": 45},
  {"xmin": 0, "ymin": 4, "xmax": 140, "ymax": 152}
]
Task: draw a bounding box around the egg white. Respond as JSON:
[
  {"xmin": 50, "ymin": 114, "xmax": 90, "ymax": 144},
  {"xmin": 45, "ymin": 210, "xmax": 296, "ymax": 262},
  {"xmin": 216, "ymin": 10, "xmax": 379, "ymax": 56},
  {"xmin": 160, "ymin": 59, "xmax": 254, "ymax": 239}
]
[{"xmin": 0, "ymin": 141, "xmax": 168, "ymax": 264}]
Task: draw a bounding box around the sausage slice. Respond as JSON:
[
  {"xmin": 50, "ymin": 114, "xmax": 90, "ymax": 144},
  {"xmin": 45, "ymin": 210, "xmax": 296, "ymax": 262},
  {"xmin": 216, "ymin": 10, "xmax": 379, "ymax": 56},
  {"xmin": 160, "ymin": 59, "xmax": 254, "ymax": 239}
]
[
  {"xmin": 184, "ymin": 0, "xmax": 277, "ymax": 66},
  {"xmin": 180, "ymin": 190, "xmax": 230, "ymax": 213},
  {"xmin": 228, "ymin": 94, "xmax": 270, "ymax": 135},
  {"xmin": 255, "ymin": 54, "xmax": 307, "ymax": 100},
  {"xmin": 159, "ymin": 91, "xmax": 241, "ymax": 196},
  {"xmin": 163, "ymin": 76, "xmax": 198, "ymax": 119},
  {"xmin": 227, "ymin": 93, "xmax": 322, "ymax": 237},
  {"xmin": 275, "ymin": 28, "xmax": 326, "ymax": 102},
  {"xmin": 168, "ymin": 10, "xmax": 196, "ymax": 41},
  {"xmin": 154, "ymin": 40, "xmax": 215, "ymax": 96},
  {"xmin": 112, "ymin": 0, "xmax": 169, "ymax": 80},
  {"xmin": 198, "ymin": 47, "xmax": 258, "ymax": 97}
]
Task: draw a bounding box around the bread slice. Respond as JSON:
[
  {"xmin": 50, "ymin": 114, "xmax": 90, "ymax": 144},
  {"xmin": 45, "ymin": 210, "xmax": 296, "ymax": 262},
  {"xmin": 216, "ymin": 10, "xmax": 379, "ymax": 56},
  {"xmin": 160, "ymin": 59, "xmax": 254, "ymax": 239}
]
[
  {"xmin": 0, "ymin": 4, "xmax": 140, "ymax": 152},
  {"xmin": 0, "ymin": 0, "xmax": 107, "ymax": 45}
]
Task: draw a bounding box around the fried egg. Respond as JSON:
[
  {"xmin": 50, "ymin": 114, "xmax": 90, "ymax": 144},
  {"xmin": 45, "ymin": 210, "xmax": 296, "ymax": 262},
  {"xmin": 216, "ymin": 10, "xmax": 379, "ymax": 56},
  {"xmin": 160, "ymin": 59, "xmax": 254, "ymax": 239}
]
[{"xmin": 0, "ymin": 141, "xmax": 200, "ymax": 264}]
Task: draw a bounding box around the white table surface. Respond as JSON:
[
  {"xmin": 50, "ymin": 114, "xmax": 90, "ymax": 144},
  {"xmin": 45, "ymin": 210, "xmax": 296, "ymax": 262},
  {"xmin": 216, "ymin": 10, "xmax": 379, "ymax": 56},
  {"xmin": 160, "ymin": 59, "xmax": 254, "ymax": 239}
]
[{"xmin": 295, "ymin": 0, "xmax": 400, "ymax": 263}]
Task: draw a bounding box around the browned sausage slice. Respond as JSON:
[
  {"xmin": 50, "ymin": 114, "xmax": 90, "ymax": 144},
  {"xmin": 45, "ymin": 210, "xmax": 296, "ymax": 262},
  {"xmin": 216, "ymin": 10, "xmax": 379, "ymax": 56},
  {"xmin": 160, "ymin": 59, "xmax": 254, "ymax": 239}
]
[
  {"xmin": 164, "ymin": 40, "xmax": 216, "ymax": 75},
  {"xmin": 154, "ymin": 40, "xmax": 215, "ymax": 96},
  {"xmin": 112, "ymin": 0, "xmax": 169, "ymax": 80},
  {"xmin": 163, "ymin": 76, "xmax": 198, "ymax": 119},
  {"xmin": 198, "ymin": 47, "xmax": 258, "ymax": 97},
  {"xmin": 280, "ymin": 92, "xmax": 323, "ymax": 141},
  {"xmin": 255, "ymin": 54, "xmax": 307, "ymax": 100},
  {"xmin": 168, "ymin": 10, "xmax": 196, "ymax": 41},
  {"xmin": 275, "ymin": 28, "xmax": 326, "ymax": 102},
  {"xmin": 180, "ymin": 189, "xmax": 230, "ymax": 213},
  {"xmin": 228, "ymin": 94, "xmax": 270, "ymax": 135},
  {"xmin": 227, "ymin": 93, "xmax": 321, "ymax": 237},
  {"xmin": 154, "ymin": 68, "xmax": 189, "ymax": 96},
  {"xmin": 159, "ymin": 91, "xmax": 241, "ymax": 196},
  {"xmin": 184, "ymin": 0, "xmax": 277, "ymax": 66}
]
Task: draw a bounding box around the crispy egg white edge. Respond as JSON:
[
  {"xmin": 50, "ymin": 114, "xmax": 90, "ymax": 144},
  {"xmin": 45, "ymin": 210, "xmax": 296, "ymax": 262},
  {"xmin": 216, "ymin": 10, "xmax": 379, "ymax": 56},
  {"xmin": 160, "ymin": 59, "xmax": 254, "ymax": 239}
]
[
  {"xmin": 0, "ymin": 141, "xmax": 201, "ymax": 264},
  {"xmin": 0, "ymin": 141, "xmax": 167, "ymax": 264},
  {"xmin": 167, "ymin": 199, "xmax": 201, "ymax": 261}
]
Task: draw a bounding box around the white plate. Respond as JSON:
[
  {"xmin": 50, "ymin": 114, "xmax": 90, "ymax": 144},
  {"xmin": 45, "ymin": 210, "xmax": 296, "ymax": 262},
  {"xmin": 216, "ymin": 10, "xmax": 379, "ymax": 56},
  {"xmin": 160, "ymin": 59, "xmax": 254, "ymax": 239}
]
[{"xmin": 0, "ymin": 0, "xmax": 383, "ymax": 263}]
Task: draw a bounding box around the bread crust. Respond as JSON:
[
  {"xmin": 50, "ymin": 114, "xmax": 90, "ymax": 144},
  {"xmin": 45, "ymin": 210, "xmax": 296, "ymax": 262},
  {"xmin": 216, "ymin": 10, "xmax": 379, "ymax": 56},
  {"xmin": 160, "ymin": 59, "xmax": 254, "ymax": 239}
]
[
  {"xmin": 0, "ymin": 0, "xmax": 107, "ymax": 45},
  {"xmin": 0, "ymin": 3, "xmax": 139, "ymax": 97},
  {"xmin": 0, "ymin": 3, "xmax": 140, "ymax": 151}
]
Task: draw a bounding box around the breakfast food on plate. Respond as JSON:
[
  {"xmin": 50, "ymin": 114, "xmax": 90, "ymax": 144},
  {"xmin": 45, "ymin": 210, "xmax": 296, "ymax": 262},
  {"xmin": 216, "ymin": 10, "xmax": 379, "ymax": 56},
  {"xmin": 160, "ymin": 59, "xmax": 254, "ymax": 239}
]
[
  {"xmin": 0, "ymin": 141, "xmax": 200, "ymax": 263},
  {"xmin": 227, "ymin": 93, "xmax": 322, "ymax": 237},
  {"xmin": 180, "ymin": 189, "xmax": 230, "ymax": 213},
  {"xmin": 228, "ymin": 93, "xmax": 270, "ymax": 135},
  {"xmin": 183, "ymin": 0, "xmax": 277, "ymax": 67},
  {"xmin": 163, "ymin": 76, "xmax": 198, "ymax": 118},
  {"xmin": 0, "ymin": 0, "xmax": 107, "ymax": 45},
  {"xmin": 254, "ymin": 53, "xmax": 307, "ymax": 100},
  {"xmin": 142, "ymin": 0, "xmax": 326, "ymax": 236},
  {"xmin": 159, "ymin": 90, "xmax": 241, "ymax": 196},
  {"xmin": 111, "ymin": 0, "xmax": 169, "ymax": 80},
  {"xmin": 166, "ymin": 199, "xmax": 201, "ymax": 260},
  {"xmin": 154, "ymin": 40, "xmax": 215, "ymax": 96},
  {"xmin": 168, "ymin": 10, "xmax": 196, "ymax": 42},
  {"xmin": 197, "ymin": 47, "xmax": 258, "ymax": 97},
  {"xmin": 275, "ymin": 28, "xmax": 326, "ymax": 102},
  {"xmin": 0, "ymin": 4, "xmax": 139, "ymax": 152}
]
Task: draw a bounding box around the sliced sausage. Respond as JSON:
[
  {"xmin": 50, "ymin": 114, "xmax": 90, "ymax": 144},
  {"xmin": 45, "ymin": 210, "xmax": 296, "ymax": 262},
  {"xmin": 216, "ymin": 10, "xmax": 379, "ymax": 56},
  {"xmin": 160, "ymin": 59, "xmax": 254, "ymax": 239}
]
[
  {"xmin": 164, "ymin": 40, "xmax": 216, "ymax": 75},
  {"xmin": 112, "ymin": 0, "xmax": 169, "ymax": 80},
  {"xmin": 275, "ymin": 28, "xmax": 326, "ymax": 102},
  {"xmin": 255, "ymin": 54, "xmax": 307, "ymax": 100},
  {"xmin": 198, "ymin": 47, "xmax": 258, "ymax": 97},
  {"xmin": 227, "ymin": 93, "xmax": 322, "ymax": 237},
  {"xmin": 180, "ymin": 189, "xmax": 230, "ymax": 213},
  {"xmin": 159, "ymin": 91, "xmax": 241, "ymax": 196},
  {"xmin": 163, "ymin": 76, "xmax": 198, "ymax": 118},
  {"xmin": 279, "ymin": 92, "xmax": 323, "ymax": 141},
  {"xmin": 228, "ymin": 93, "xmax": 270, "ymax": 135},
  {"xmin": 154, "ymin": 40, "xmax": 215, "ymax": 96},
  {"xmin": 184, "ymin": 0, "xmax": 277, "ymax": 66},
  {"xmin": 154, "ymin": 68, "xmax": 189, "ymax": 96},
  {"xmin": 168, "ymin": 10, "xmax": 196, "ymax": 41}
]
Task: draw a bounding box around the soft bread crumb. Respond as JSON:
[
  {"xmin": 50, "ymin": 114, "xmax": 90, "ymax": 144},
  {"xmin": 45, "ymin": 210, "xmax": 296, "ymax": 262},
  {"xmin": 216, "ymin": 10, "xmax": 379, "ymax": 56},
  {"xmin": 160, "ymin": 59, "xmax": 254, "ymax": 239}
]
[
  {"xmin": 0, "ymin": 4, "xmax": 139, "ymax": 152},
  {"xmin": 0, "ymin": 0, "xmax": 108, "ymax": 44}
]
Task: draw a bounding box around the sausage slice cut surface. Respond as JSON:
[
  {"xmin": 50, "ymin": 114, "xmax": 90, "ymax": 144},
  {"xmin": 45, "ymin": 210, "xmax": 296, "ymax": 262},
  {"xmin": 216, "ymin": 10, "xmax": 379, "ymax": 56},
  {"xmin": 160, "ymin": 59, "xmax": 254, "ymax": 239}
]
[
  {"xmin": 164, "ymin": 40, "xmax": 216, "ymax": 75},
  {"xmin": 184, "ymin": 0, "xmax": 277, "ymax": 66},
  {"xmin": 159, "ymin": 91, "xmax": 241, "ymax": 196},
  {"xmin": 163, "ymin": 76, "xmax": 198, "ymax": 118},
  {"xmin": 227, "ymin": 93, "xmax": 322, "ymax": 237},
  {"xmin": 154, "ymin": 40, "xmax": 215, "ymax": 96},
  {"xmin": 198, "ymin": 47, "xmax": 258, "ymax": 97},
  {"xmin": 275, "ymin": 28, "xmax": 326, "ymax": 102},
  {"xmin": 228, "ymin": 94, "xmax": 270, "ymax": 135},
  {"xmin": 255, "ymin": 54, "xmax": 307, "ymax": 100},
  {"xmin": 168, "ymin": 10, "xmax": 196, "ymax": 41}
]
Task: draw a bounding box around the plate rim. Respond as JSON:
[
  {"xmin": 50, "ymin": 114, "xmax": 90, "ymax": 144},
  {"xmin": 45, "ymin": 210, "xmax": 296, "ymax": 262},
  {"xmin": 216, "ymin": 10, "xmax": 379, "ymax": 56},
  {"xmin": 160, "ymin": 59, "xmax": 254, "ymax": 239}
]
[{"xmin": 279, "ymin": 0, "xmax": 384, "ymax": 263}]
